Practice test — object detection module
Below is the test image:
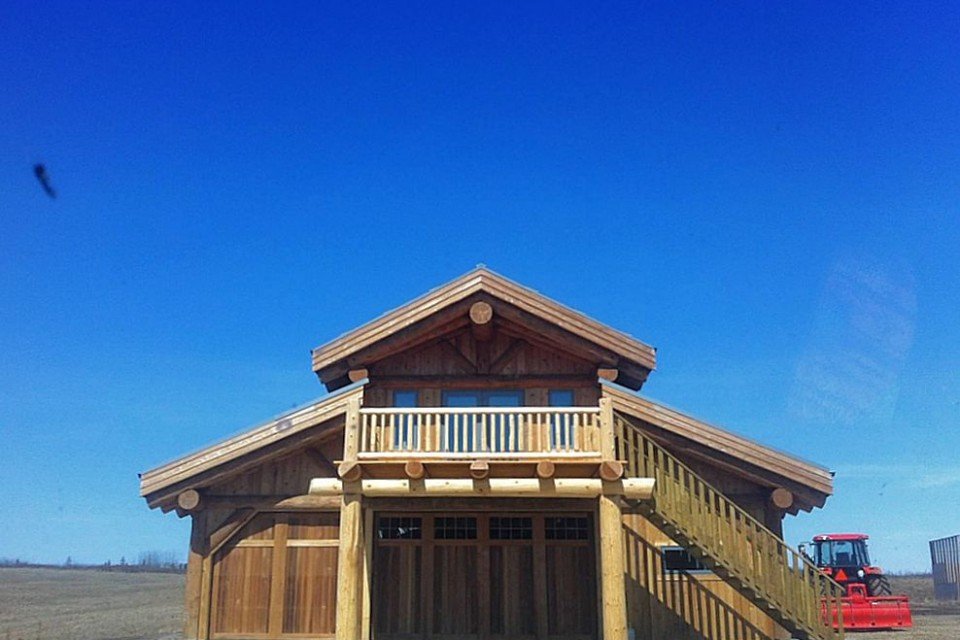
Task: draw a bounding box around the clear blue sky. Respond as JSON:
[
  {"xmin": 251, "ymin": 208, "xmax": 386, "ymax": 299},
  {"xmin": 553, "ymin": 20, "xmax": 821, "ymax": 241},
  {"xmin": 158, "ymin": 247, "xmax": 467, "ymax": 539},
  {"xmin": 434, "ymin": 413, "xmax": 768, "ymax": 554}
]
[{"xmin": 1, "ymin": 2, "xmax": 957, "ymax": 572}]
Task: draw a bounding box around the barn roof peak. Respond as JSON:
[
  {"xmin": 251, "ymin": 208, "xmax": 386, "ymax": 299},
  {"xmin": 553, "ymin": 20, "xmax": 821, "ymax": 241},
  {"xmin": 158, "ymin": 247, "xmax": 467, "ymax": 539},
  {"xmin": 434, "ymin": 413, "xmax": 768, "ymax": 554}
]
[{"xmin": 311, "ymin": 266, "xmax": 657, "ymax": 390}]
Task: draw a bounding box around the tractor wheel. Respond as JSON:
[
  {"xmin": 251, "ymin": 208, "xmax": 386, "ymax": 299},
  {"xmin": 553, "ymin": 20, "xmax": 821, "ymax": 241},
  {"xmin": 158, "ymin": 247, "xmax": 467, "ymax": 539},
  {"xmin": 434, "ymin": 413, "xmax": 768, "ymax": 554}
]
[{"xmin": 866, "ymin": 574, "xmax": 892, "ymax": 596}]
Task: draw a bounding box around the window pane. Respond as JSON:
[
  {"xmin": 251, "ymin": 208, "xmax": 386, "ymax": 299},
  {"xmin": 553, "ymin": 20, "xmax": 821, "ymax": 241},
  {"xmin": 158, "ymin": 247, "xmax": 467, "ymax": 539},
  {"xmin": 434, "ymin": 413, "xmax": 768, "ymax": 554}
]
[
  {"xmin": 393, "ymin": 390, "xmax": 418, "ymax": 407},
  {"xmin": 486, "ymin": 390, "xmax": 523, "ymax": 407},
  {"xmin": 548, "ymin": 389, "xmax": 574, "ymax": 406}
]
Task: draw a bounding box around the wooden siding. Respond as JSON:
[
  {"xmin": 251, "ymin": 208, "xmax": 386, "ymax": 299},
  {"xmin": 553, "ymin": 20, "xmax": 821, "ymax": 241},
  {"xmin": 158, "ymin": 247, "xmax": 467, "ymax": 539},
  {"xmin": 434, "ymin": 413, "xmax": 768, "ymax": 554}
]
[
  {"xmin": 210, "ymin": 513, "xmax": 340, "ymax": 639},
  {"xmin": 930, "ymin": 534, "xmax": 960, "ymax": 601}
]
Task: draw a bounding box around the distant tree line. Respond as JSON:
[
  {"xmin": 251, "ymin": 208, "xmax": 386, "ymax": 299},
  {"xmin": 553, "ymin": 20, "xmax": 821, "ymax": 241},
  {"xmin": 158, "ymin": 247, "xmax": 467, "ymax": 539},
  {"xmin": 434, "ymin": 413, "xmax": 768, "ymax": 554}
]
[{"xmin": 0, "ymin": 550, "xmax": 186, "ymax": 574}]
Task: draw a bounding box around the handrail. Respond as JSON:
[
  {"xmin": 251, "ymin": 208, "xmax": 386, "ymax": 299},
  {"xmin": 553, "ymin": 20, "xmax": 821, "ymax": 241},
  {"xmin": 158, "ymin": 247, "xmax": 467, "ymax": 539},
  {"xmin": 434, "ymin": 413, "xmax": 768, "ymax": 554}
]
[
  {"xmin": 359, "ymin": 407, "xmax": 602, "ymax": 458},
  {"xmin": 614, "ymin": 412, "xmax": 845, "ymax": 640}
]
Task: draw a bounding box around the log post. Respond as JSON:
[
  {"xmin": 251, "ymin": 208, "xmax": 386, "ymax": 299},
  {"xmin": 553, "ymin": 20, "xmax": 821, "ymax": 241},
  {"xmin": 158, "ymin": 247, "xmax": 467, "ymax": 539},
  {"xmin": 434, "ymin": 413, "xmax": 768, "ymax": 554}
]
[
  {"xmin": 599, "ymin": 397, "xmax": 616, "ymax": 459},
  {"xmin": 184, "ymin": 513, "xmax": 206, "ymax": 639},
  {"xmin": 598, "ymin": 494, "xmax": 628, "ymax": 640},
  {"xmin": 335, "ymin": 493, "xmax": 364, "ymax": 640},
  {"xmin": 336, "ymin": 394, "xmax": 365, "ymax": 640}
]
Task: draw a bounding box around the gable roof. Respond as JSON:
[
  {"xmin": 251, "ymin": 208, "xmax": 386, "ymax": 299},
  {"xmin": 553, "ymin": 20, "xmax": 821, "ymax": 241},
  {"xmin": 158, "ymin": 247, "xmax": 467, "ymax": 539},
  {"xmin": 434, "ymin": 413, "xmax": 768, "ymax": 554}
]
[
  {"xmin": 312, "ymin": 267, "xmax": 657, "ymax": 389},
  {"xmin": 139, "ymin": 383, "xmax": 363, "ymax": 508},
  {"xmin": 602, "ymin": 382, "xmax": 833, "ymax": 513}
]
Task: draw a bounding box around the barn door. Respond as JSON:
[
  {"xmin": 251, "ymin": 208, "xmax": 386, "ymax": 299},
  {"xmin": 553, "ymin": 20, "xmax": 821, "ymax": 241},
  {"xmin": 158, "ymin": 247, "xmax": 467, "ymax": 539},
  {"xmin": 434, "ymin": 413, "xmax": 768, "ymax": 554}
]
[
  {"xmin": 372, "ymin": 512, "xmax": 596, "ymax": 640},
  {"xmin": 210, "ymin": 512, "xmax": 339, "ymax": 639}
]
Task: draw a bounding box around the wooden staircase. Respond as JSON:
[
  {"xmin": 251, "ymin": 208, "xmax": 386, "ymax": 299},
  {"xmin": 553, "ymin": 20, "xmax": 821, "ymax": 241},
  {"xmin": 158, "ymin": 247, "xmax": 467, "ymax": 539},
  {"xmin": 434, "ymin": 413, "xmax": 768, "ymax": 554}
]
[{"xmin": 614, "ymin": 413, "xmax": 845, "ymax": 640}]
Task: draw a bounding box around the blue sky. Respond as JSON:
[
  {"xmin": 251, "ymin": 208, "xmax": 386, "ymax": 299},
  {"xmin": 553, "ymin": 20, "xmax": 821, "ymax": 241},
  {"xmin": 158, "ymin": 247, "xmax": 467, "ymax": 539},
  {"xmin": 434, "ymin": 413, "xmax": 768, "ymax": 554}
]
[{"xmin": 1, "ymin": 2, "xmax": 957, "ymax": 571}]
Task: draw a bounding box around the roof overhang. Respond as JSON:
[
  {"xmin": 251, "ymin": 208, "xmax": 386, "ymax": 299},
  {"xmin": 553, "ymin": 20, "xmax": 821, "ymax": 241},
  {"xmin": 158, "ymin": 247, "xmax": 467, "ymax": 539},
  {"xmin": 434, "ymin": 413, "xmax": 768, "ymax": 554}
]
[
  {"xmin": 603, "ymin": 382, "xmax": 834, "ymax": 514},
  {"xmin": 139, "ymin": 382, "xmax": 364, "ymax": 510},
  {"xmin": 311, "ymin": 267, "xmax": 657, "ymax": 391}
]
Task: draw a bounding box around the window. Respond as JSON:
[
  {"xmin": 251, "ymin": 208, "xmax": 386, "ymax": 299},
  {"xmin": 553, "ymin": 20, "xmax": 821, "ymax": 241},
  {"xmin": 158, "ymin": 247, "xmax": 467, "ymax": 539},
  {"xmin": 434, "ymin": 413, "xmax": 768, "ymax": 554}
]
[
  {"xmin": 434, "ymin": 516, "xmax": 477, "ymax": 540},
  {"xmin": 441, "ymin": 390, "xmax": 523, "ymax": 452},
  {"xmin": 548, "ymin": 389, "xmax": 575, "ymax": 449},
  {"xmin": 661, "ymin": 546, "xmax": 710, "ymax": 573},
  {"xmin": 545, "ymin": 516, "xmax": 590, "ymax": 540},
  {"xmin": 393, "ymin": 390, "xmax": 418, "ymax": 407},
  {"xmin": 490, "ymin": 517, "xmax": 533, "ymax": 540},
  {"xmin": 548, "ymin": 389, "xmax": 574, "ymax": 406},
  {"xmin": 377, "ymin": 516, "xmax": 422, "ymax": 540},
  {"xmin": 391, "ymin": 390, "xmax": 418, "ymax": 449}
]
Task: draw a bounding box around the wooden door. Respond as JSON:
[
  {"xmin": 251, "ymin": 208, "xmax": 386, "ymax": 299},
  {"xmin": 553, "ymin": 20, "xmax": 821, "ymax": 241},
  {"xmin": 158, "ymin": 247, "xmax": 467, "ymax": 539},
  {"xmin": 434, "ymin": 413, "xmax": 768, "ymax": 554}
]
[
  {"xmin": 373, "ymin": 512, "xmax": 596, "ymax": 640},
  {"xmin": 210, "ymin": 512, "xmax": 339, "ymax": 639}
]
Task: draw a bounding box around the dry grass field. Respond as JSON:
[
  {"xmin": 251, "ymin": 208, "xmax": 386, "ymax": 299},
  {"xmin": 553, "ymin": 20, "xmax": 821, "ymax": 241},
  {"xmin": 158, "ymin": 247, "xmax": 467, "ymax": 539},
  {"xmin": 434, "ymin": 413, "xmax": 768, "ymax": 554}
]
[
  {"xmin": 0, "ymin": 567, "xmax": 184, "ymax": 640},
  {"xmin": 0, "ymin": 568, "xmax": 957, "ymax": 640}
]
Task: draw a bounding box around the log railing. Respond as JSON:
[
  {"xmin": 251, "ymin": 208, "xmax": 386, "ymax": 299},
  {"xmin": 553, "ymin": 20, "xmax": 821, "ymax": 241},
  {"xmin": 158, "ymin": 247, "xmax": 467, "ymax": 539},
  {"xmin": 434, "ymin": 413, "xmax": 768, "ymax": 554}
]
[
  {"xmin": 358, "ymin": 407, "xmax": 602, "ymax": 458},
  {"xmin": 614, "ymin": 412, "xmax": 845, "ymax": 640}
]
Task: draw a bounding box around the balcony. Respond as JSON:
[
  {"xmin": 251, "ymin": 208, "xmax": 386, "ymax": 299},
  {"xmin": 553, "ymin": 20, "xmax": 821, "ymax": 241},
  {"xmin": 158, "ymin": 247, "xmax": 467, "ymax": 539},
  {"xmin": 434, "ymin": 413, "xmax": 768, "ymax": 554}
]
[{"xmin": 357, "ymin": 406, "xmax": 603, "ymax": 459}]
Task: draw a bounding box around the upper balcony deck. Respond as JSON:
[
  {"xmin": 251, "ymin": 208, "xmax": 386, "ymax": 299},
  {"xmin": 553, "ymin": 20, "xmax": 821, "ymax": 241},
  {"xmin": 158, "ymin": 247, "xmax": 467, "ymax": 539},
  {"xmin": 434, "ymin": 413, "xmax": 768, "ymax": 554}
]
[{"xmin": 357, "ymin": 406, "xmax": 603, "ymax": 460}]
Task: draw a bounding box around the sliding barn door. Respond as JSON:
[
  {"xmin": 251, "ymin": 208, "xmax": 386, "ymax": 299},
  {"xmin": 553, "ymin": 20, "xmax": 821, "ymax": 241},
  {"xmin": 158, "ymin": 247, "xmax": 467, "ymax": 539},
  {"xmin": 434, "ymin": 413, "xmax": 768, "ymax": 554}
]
[
  {"xmin": 210, "ymin": 512, "xmax": 339, "ymax": 639},
  {"xmin": 373, "ymin": 512, "xmax": 596, "ymax": 640}
]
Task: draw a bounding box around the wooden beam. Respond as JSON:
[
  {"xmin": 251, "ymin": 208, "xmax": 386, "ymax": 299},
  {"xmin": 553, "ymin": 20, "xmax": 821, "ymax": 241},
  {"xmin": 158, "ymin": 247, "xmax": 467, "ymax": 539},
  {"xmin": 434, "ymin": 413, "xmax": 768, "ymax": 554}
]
[
  {"xmin": 404, "ymin": 459, "xmax": 426, "ymax": 480},
  {"xmin": 469, "ymin": 460, "xmax": 490, "ymax": 480},
  {"xmin": 305, "ymin": 447, "xmax": 338, "ymax": 476},
  {"xmin": 488, "ymin": 338, "xmax": 525, "ymax": 374},
  {"xmin": 598, "ymin": 494, "xmax": 628, "ymax": 640},
  {"xmin": 770, "ymin": 487, "xmax": 794, "ymax": 510},
  {"xmin": 535, "ymin": 460, "xmax": 556, "ymax": 479},
  {"xmin": 597, "ymin": 367, "xmax": 618, "ymax": 382},
  {"xmin": 309, "ymin": 477, "xmax": 654, "ymax": 498},
  {"xmin": 469, "ymin": 300, "xmax": 494, "ymax": 342},
  {"xmin": 598, "ymin": 460, "xmax": 624, "ymax": 482},
  {"xmin": 339, "ymin": 461, "xmax": 363, "ymax": 482},
  {"xmin": 438, "ymin": 339, "xmax": 478, "ymax": 374},
  {"xmin": 177, "ymin": 489, "xmax": 202, "ymax": 511}
]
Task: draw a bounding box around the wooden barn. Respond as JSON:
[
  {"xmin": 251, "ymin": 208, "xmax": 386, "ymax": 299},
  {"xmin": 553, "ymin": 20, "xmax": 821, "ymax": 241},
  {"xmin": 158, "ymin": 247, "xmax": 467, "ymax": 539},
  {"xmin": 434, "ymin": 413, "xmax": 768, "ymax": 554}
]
[
  {"xmin": 930, "ymin": 534, "xmax": 960, "ymax": 601},
  {"xmin": 140, "ymin": 268, "xmax": 845, "ymax": 640}
]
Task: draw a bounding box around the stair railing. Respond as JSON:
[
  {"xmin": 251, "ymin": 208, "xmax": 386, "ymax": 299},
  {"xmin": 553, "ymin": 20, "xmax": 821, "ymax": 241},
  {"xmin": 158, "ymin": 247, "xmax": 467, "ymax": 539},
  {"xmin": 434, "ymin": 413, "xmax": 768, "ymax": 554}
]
[{"xmin": 614, "ymin": 413, "xmax": 845, "ymax": 640}]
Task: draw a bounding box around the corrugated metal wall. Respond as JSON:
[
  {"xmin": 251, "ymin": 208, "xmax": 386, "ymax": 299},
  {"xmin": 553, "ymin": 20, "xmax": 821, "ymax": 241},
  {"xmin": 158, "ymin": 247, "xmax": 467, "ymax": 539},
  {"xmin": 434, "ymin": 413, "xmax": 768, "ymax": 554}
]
[{"xmin": 930, "ymin": 534, "xmax": 960, "ymax": 601}]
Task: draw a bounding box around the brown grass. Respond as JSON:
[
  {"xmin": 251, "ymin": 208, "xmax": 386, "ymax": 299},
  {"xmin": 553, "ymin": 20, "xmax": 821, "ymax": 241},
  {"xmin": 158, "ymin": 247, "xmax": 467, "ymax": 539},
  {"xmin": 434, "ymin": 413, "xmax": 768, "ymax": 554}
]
[{"xmin": 0, "ymin": 567, "xmax": 184, "ymax": 640}]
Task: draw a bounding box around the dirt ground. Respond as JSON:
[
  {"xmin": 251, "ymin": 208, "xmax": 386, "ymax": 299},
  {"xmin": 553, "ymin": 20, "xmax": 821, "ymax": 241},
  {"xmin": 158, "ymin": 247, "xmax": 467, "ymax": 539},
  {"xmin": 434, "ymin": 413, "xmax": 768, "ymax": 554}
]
[
  {"xmin": 0, "ymin": 568, "xmax": 957, "ymax": 640},
  {"xmin": 856, "ymin": 575, "xmax": 960, "ymax": 640}
]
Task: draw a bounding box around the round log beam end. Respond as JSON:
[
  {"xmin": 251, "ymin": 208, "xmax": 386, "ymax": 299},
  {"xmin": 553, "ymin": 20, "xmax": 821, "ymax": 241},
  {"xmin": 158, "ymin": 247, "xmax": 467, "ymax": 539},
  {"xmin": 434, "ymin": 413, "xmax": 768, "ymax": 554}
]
[
  {"xmin": 599, "ymin": 460, "xmax": 624, "ymax": 482},
  {"xmin": 404, "ymin": 459, "xmax": 427, "ymax": 480},
  {"xmin": 536, "ymin": 460, "xmax": 556, "ymax": 479},
  {"xmin": 770, "ymin": 487, "xmax": 794, "ymax": 510},
  {"xmin": 338, "ymin": 461, "xmax": 363, "ymax": 482},
  {"xmin": 177, "ymin": 489, "xmax": 202, "ymax": 511},
  {"xmin": 469, "ymin": 301, "xmax": 494, "ymax": 326},
  {"xmin": 469, "ymin": 460, "xmax": 491, "ymax": 480}
]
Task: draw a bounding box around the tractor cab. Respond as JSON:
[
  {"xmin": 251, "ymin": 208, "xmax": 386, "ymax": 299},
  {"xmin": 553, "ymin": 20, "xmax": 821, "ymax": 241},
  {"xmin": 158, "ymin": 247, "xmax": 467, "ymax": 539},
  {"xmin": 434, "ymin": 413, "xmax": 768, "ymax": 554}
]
[{"xmin": 802, "ymin": 533, "xmax": 892, "ymax": 596}]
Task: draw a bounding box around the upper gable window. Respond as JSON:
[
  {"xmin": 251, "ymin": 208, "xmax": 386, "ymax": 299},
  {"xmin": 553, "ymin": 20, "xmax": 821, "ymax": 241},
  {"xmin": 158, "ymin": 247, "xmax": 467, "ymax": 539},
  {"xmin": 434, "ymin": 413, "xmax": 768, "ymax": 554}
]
[
  {"xmin": 548, "ymin": 389, "xmax": 574, "ymax": 407},
  {"xmin": 392, "ymin": 390, "xmax": 418, "ymax": 408},
  {"xmin": 442, "ymin": 390, "xmax": 523, "ymax": 407}
]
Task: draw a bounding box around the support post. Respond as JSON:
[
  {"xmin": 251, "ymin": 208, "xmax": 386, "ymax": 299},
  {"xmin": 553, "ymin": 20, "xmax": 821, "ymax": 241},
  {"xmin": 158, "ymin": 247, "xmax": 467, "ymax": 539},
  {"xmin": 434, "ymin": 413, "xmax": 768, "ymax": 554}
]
[
  {"xmin": 336, "ymin": 493, "xmax": 364, "ymax": 640},
  {"xmin": 598, "ymin": 494, "xmax": 628, "ymax": 640},
  {"xmin": 337, "ymin": 394, "xmax": 365, "ymax": 640}
]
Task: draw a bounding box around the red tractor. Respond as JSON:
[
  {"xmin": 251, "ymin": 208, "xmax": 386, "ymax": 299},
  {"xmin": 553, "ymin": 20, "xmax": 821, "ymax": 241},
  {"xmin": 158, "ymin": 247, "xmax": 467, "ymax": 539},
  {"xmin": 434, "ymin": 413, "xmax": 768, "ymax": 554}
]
[{"xmin": 801, "ymin": 533, "xmax": 912, "ymax": 631}]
